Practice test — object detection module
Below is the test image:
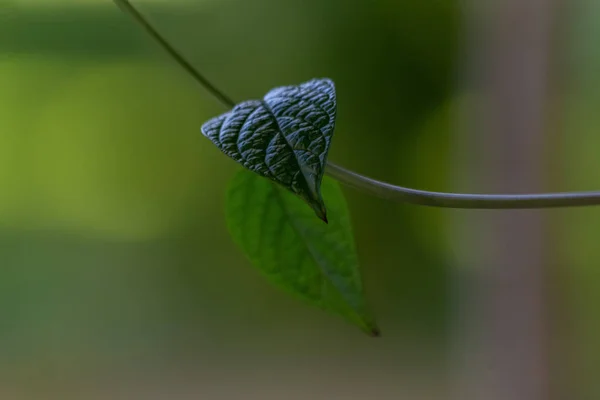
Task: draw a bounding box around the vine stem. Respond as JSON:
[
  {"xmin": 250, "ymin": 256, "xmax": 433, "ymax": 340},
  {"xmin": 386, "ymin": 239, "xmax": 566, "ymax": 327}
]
[
  {"xmin": 113, "ymin": 0, "xmax": 600, "ymax": 209},
  {"xmin": 326, "ymin": 163, "xmax": 600, "ymax": 209}
]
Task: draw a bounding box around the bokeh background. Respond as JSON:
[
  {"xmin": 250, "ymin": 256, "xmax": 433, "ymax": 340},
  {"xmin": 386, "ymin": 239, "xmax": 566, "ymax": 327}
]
[{"xmin": 1, "ymin": 0, "xmax": 599, "ymax": 399}]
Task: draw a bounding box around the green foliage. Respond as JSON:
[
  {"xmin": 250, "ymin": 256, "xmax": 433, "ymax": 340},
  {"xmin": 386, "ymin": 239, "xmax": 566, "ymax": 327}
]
[
  {"xmin": 226, "ymin": 169, "xmax": 379, "ymax": 336},
  {"xmin": 201, "ymin": 79, "xmax": 336, "ymax": 222},
  {"xmin": 201, "ymin": 78, "xmax": 378, "ymax": 334}
]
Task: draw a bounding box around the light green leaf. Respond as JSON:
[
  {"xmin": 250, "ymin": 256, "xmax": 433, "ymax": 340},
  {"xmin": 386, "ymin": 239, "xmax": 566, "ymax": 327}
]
[
  {"xmin": 202, "ymin": 78, "xmax": 336, "ymax": 222},
  {"xmin": 226, "ymin": 168, "xmax": 379, "ymax": 336}
]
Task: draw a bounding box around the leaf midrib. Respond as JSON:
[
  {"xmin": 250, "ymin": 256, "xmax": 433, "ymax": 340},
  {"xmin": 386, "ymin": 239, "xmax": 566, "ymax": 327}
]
[
  {"xmin": 271, "ymin": 184, "xmax": 361, "ymax": 320},
  {"xmin": 260, "ymin": 100, "xmax": 314, "ymax": 194}
]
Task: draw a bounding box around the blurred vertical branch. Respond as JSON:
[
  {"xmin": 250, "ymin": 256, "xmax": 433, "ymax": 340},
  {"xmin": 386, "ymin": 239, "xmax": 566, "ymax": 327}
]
[{"xmin": 451, "ymin": 1, "xmax": 561, "ymax": 399}]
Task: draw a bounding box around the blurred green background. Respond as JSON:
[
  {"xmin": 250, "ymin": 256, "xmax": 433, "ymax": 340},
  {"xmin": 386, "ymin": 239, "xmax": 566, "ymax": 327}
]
[{"xmin": 1, "ymin": 0, "xmax": 599, "ymax": 398}]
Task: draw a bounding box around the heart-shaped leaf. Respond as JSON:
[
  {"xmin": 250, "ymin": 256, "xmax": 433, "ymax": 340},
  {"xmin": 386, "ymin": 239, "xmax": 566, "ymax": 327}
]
[
  {"xmin": 201, "ymin": 78, "xmax": 336, "ymax": 222},
  {"xmin": 226, "ymin": 168, "xmax": 379, "ymax": 336}
]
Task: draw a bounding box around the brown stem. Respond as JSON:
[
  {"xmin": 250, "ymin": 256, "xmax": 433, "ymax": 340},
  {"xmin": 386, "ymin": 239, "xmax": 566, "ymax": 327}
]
[{"xmin": 451, "ymin": 1, "xmax": 559, "ymax": 399}]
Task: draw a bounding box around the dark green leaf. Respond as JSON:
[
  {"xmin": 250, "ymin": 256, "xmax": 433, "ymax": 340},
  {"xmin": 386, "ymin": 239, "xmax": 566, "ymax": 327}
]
[
  {"xmin": 226, "ymin": 168, "xmax": 379, "ymax": 336},
  {"xmin": 202, "ymin": 78, "xmax": 336, "ymax": 222}
]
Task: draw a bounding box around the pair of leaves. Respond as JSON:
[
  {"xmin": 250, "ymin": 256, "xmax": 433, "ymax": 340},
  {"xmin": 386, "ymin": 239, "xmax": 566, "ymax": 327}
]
[
  {"xmin": 201, "ymin": 79, "xmax": 335, "ymax": 222},
  {"xmin": 201, "ymin": 79, "xmax": 379, "ymax": 335}
]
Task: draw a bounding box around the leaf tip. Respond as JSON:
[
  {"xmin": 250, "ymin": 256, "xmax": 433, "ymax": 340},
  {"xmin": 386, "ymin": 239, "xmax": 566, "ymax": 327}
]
[
  {"xmin": 315, "ymin": 206, "xmax": 328, "ymax": 224},
  {"xmin": 307, "ymin": 198, "xmax": 329, "ymax": 223},
  {"xmin": 369, "ymin": 327, "xmax": 381, "ymax": 337}
]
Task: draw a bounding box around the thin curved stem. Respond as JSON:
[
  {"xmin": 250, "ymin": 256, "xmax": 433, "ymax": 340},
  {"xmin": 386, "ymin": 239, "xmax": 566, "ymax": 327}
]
[
  {"xmin": 326, "ymin": 163, "xmax": 600, "ymax": 209},
  {"xmin": 114, "ymin": 0, "xmax": 237, "ymax": 109},
  {"xmin": 114, "ymin": 0, "xmax": 600, "ymax": 209}
]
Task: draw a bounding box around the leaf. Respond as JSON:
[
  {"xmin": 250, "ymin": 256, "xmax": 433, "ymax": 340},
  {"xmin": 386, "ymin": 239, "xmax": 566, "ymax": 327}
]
[
  {"xmin": 201, "ymin": 78, "xmax": 336, "ymax": 222},
  {"xmin": 226, "ymin": 168, "xmax": 379, "ymax": 336}
]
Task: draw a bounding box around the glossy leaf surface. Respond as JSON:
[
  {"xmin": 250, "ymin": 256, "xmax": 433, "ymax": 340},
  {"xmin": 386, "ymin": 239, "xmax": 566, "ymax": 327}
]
[{"xmin": 202, "ymin": 79, "xmax": 336, "ymax": 222}]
